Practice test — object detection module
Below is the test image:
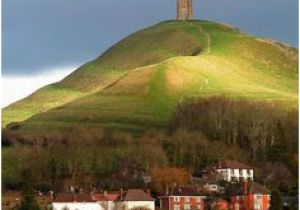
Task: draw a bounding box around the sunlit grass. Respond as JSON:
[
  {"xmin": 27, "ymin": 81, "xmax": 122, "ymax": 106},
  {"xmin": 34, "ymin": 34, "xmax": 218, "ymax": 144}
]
[{"xmin": 2, "ymin": 20, "xmax": 298, "ymax": 135}]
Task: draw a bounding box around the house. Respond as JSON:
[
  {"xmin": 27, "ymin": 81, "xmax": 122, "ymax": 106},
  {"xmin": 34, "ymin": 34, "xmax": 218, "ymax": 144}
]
[
  {"xmin": 52, "ymin": 189, "xmax": 155, "ymax": 210},
  {"xmin": 201, "ymin": 160, "xmax": 254, "ymax": 182},
  {"xmin": 119, "ymin": 189, "xmax": 155, "ymax": 210},
  {"xmin": 159, "ymin": 186, "xmax": 206, "ymax": 210},
  {"xmin": 52, "ymin": 193, "xmax": 103, "ymax": 210},
  {"xmin": 230, "ymin": 182, "xmax": 271, "ymax": 210},
  {"xmin": 209, "ymin": 199, "xmax": 229, "ymax": 210}
]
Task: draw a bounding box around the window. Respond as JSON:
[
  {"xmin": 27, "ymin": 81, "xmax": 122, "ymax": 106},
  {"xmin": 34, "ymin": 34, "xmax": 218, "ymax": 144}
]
[
  {"xmin": 174, "ymin": 204, "xmax": 180, "ymax": 210},
  {"xmin": 174, "ymin": 197, "xmax": 180, "ymax": 202},
  {"xmin": 266, "ymin": 201, "xmax": 270, "ymax": 209},
  {"xmin": 196, "ymin": 197, "xmax": 201, "ymax": 202},
  {"xmin": 185, "ymin": 197, "xmax": 190, "ymax": 203},
  {"xmin": 184, "ymin": 204, "xmax": 191, "ymax": 210},
  {"xmin": 239, "ymin": 170, "xmax": 243, "ymax": 176},
  {"xmin": 254, "ymin": 195, "xmax": 262, "ymax": 210},
  {"xmin": 234, "ymin": 203, "xmax": 240, "ymax": 210},
  {"xmin": 197, "ymin": 205, "xmax": 202, "ymax": 210},
  {"xmin": 254, "ymin": 203, "xmax": 262, "ymax": 210},
  {"xmin": 255, "ymin": 195, "xmax": 262, "ymax": 199},
  {"xmin": 232, "ymin": 177, "xmax": 239, "ymax": 182}
]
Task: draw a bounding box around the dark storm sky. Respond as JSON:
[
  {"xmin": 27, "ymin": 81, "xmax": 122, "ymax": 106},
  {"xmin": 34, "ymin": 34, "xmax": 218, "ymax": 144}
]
[{"xmin": 2, "ymin": 0, "xmax": 299, "ymax": 76}]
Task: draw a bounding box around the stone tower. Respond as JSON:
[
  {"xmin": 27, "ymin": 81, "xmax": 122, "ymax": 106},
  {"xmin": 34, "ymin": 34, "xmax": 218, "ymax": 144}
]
[{"xmin": 177, "ymin": 0, "xmax": 193, "ymax": 20}]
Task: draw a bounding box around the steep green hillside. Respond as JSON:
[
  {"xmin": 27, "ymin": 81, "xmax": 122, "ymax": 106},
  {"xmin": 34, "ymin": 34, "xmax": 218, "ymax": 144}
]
[{"xmin": 2, "ymin": 20, "xmax": 298, "ymax": 137}]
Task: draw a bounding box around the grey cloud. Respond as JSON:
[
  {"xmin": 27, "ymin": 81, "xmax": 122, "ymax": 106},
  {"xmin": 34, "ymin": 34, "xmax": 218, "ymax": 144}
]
[{"xmin": 2, "ymin": 0, "xmax": 298, "ymax": 75}]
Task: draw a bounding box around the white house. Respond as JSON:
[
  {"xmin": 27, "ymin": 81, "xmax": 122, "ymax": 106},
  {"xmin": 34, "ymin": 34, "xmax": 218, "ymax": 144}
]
[
  {"xmin": 120, "ymin": 189, "xmax": 155, "ymax": 210},
  {"xmin": 52, "ymin": 189, "xmax": 155, "ymax": 210},
  {"xmin": 202, "ymin": 160, "xmax": 254, "ymax": 182},
  {"xmin": 52, "ymin": 193, "xmax": 103, "ymax": 210}
]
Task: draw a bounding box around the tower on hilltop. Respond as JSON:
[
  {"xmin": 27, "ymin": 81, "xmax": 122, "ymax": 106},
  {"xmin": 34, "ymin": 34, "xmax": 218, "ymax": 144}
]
[{"xmin": 177, "ymin": 0, "xmax": 193, "ymax": 20}]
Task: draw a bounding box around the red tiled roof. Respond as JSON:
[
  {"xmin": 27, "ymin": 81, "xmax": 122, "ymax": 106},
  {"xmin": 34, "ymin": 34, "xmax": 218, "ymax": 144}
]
[
  {"xmin": 213, "ymin": 160, "xmax": 252, "ymax": 170},
  {"xmin": 93, "ymin": 194, "xmax": 119, "ymax": 201},
  {"xmin": 170, "ymin": 187, "xmax": 200, "ymax": 196},
  {"xmin": 233, "ymin": 182, "xmax": 269, "ymax": 196},
  {"xmin": 123, "ymin": 189, "xmax": 154, "ymax": 201},
  {"xmin": 53, "ymin": 193, "xmax": 95, "ymax": 203}
]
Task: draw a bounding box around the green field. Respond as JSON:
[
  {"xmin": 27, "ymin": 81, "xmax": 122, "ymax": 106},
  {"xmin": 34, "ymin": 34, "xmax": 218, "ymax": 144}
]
[{"xmin": 2, "ymin": 20, "xmax": 298, "ymax": 137}]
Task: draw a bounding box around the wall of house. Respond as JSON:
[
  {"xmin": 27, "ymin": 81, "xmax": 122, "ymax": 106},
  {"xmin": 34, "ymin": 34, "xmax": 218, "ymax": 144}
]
[
  {"xmin": 125, "ymin": 201, "xmax": 155, "ymax": 210},
  {"xmin": 216, "ymin": 168, "xmax": 254, "ymax": 182},
  {"xmin": 160, "ymin": 197, "xmax": 170, "ymax": 210},
  {"xmin": 97, "ymin": 200, "xmax": 116, "ymax": 210},
  {"xmin": 52, "ymin": 202, "xmax": 103, "ymax": 210},
  {"xmin": 231, "ymin": 194, "xmax": 270, "ymax": 210},
  {"xmin": 160, "ymin": 196, "xmax": 204, "ymax": 210}
]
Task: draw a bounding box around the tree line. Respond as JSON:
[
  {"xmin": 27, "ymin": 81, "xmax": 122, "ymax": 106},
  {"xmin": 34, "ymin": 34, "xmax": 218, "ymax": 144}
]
[{"xmin": 2, "ymin": 97, "xmax": 298, "ymax": 195}]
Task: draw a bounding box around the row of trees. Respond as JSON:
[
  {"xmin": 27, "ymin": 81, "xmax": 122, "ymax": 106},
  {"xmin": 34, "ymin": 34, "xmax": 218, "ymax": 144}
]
[
  {"xmin": 2, "ymin": 97, "xmax": 298, "ymax": 196},
  {"xmin": 171, "ymin": 97, "xmax": 298, "ymax": 168}
]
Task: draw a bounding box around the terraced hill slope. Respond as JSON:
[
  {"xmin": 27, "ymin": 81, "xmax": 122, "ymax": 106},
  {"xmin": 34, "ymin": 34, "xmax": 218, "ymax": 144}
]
[{"xmin": 2, "ymin": 20, "xmax": 298, "ymax": 137}]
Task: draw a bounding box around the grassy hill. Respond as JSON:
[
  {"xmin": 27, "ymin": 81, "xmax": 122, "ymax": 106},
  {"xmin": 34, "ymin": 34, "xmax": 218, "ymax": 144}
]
[{"xmin": 2, "ymin": 20, "xmax": 298, "ymax": 138}]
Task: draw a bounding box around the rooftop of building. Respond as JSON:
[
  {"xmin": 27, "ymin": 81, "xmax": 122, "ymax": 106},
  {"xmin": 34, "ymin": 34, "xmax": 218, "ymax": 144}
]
[
  {"xmin": 234, "ymin": 182, "xmax": 269, "ymax": 196},
  {"xmin": 53, "ymin": 193, "xmax": 95, "ymax": 203},
  {"xmin": 123, "ymin": 189, "xmax": 154, "ymax": 201}
]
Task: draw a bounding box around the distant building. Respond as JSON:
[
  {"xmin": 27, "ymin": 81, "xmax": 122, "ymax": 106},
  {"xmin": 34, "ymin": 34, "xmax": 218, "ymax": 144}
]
[
  {"xmin": 177, "ymin": 0, "xmax": 193, "ymax": 20},
  {"xmin": 230, "ymin": 182, "xmax": 271, "ymax": 210},
  {"xmin": 52, "ymin": 189, "xmax": 155, "ymax": 210},
  {"xmin": 52, "ymin": 193, "xmax": 103, "ymax": 210},
  {"xmin": 191, "ymin": 176, "xmax": 224, "ymax": 194},
  {"xmin": 159, "ymin": 186, "xmax": 205, "ymax": 210},
  {"xmin": 202, "ymin": 182, "xmax": 225, "ymax": 194},
  {"xmin": 201, "ymin": 160, "xmax": 254, "ymax": 182}
]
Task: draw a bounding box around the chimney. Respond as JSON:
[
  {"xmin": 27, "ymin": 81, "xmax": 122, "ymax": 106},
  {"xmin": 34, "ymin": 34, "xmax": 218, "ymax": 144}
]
[
  {"xmin": 146, "ymin": 189, "xmax": 151, "ymax": 197},
  {"xmin": 120, "ymin": 188, "xmax": 123, "ymax": 200},
  {"xmin": 73, "ymin": 194, "xmax": 77, "ymax": 203},
  {"xmin": 243, "ymin": 181, "xmax": 248, "ymax": 195},
  {"xmin": 165, "ymin": 186, "xmax": 169, "ymax": 196},
  {"xmin": 90, "ymin": 191, "xmax": 95, "ymax": 200},
  {"xmin": 49, "ymin": 191, "xmax": 54, "ymax": 202}
]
